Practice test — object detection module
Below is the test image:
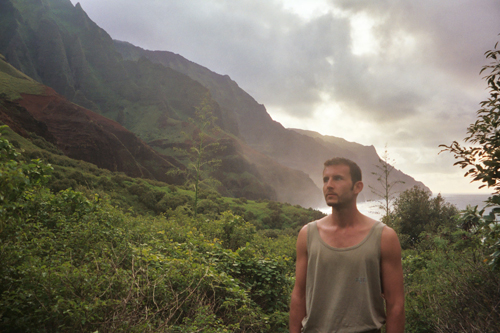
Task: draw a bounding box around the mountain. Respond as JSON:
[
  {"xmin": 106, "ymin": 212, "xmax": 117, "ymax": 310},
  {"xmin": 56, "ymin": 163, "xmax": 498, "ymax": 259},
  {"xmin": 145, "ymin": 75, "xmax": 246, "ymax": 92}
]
[
  {"xmin": 0, "ymin": 0, "xmax": 324, "ymax": 207},
  {"xmin": 290, "ymin": 129, "xmax": 428, "ymax": 201},
  {"xmin": 0, "ymin": 53, "xmax": 184, "ymax": 183},
  {"xmin": 113, "ymin": 41, "xmax": 429, "ymax": 201},
  {"xmin": 0, "ymin": 0, "xmax": 428, "ymax": 207}
]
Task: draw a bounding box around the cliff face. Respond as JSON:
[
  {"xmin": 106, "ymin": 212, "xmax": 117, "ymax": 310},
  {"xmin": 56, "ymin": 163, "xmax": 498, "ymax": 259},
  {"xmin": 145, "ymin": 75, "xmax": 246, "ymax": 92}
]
[{"xmin": 290, "ymin": 129, "xmax": 430, "ymax": 201}]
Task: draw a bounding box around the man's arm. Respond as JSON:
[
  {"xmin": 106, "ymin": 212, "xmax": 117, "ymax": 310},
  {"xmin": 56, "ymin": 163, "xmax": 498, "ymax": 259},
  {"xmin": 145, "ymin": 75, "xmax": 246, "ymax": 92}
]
[
  {"xmin": 381, "ymin": 226, "xmax": 405, "ymax": 333},
  {"xmin": 289, "ymin": 225, "xmax": 308, "ymax": 333}
]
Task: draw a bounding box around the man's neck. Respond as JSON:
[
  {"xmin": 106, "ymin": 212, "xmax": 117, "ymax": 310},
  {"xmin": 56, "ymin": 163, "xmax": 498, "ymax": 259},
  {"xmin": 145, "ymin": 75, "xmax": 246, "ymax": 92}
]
[{"xmin": 329, "ymin": 202, "xmax": 363, "ymax": 228}]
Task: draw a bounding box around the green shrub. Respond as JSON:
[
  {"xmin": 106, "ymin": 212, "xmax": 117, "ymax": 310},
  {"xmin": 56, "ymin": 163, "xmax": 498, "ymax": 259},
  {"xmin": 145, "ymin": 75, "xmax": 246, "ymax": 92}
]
[
  {"xmin": 0, "ymin": 138, "xmax": 279, "ymax": 332},
  {"xmin": 391, "ymin": 187, "xmax": 459, "ymax": 248},
  {"xmin": 97, "ymin": 176, "xmax": 114, "ymax": 190},
  {"xmin": 0, "ymin": 131, "xmax": 315, "ymax": 332},
  {"xmin": 403, "ymin": 231, "xmax": 500, "ymax": 332},
  {"xmin": 48, "ymin": 178, "xmax": 78, "ymax": 192},
  {"xmin": 156, "ymin": 193, "xmax": 192, "ymax": 212},
  {"xmin": 111, "ymin": 174, "xmax": 130, "ymax": 187}
]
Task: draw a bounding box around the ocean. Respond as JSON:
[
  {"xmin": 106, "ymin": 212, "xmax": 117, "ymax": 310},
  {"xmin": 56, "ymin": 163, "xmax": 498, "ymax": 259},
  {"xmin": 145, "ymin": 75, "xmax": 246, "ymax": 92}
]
[{"xmin": 317, "ymin": 193, "xmax": 492, "ymax": 220}]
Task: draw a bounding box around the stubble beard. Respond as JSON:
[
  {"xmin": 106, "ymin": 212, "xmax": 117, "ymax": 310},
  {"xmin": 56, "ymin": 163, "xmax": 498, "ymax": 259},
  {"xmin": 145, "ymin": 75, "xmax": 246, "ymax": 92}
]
[
  {"xmin": 325, "ymin": 193, "xmax": 356, "ymax": 209},
  {"xmin": 326, "ymin": 200, "xmax": 349, "ymax": 209}
]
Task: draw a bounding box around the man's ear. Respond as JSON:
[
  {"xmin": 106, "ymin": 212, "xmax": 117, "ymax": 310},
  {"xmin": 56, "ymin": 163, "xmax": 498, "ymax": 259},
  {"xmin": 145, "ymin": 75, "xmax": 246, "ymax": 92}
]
[{"xmin": 353, "ymin": 181, "xmax": 363, "ymax": 194}]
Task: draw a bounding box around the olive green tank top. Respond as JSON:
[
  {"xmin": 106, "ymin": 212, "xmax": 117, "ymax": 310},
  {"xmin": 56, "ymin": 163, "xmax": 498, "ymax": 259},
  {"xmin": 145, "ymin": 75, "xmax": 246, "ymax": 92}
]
[{"xmin": 302, "ymin": 221, "xmax": 386, "ymax": 333}]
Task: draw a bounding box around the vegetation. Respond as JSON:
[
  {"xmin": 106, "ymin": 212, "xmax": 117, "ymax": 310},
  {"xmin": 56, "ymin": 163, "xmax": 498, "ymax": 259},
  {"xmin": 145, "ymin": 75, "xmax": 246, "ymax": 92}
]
[
  {"xmin": 170, "ymin": 100, "xmax": 224, "ymax": 217},
  {"xmin": 1, "ymin": 0, "xmax": 500, "ymax": 327},
  {"xmin": 3, "ymin": 114, "xmax": 500, "ymax": 332},
  {"xmin": 441, "ymin": 41, "xmax": 500, "ymax": 269},
  {"xmin": 380, "ymin": 184, "xmax": 499, "ymax": 332},
  {"xmin": 402, "ymin": 228, "xmax": 500, "ymax": 333},
  {"xmin": 0, "ymin": 124, "xmax": 327, "ymax": 331},
  {"xmin": 1, "ymin": 94, "xmax": 499, "ymax": 332},
  {"xmin": 395, "ymin": 39, "xmax": 500, "ymax": 332},
  {"xmin": 390, "ymin": 186, "xmax": 458, "ymax": 249},
  {"xmin": 0, "ymin": 54, "xmax": 44, "ymax": 100},
  {"xmin": 369, "ymin": 146, "xmax": 404, "ymax": 227},
  {"xmin": 0, "ymin": 126, "xmax": 307, "ymax": 332},
  {"xmin": 371, "ymin": 40, "xmax": 500, "ymax": 327}
]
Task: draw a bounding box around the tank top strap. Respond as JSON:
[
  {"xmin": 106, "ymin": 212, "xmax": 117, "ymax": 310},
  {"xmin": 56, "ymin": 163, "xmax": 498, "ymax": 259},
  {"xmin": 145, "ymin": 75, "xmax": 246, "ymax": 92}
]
[
  {"xmin": 306, "ymin": 220, "xmax": 319, "ymax": 252},
  {"xmin": 373, "ymin": 220, "xmax": 385, "ymax": 233},
  {"xmin": 366, "ymin": 220, "xmax": 385, "ymax": 256}
]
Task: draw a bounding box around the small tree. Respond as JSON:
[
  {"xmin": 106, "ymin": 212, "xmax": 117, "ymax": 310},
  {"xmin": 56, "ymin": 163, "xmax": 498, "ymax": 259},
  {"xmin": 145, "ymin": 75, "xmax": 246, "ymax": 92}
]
[
  {"xmin": 369, "ymin": 146, "xmax": 404, "ymax": 227},
  {"xmin": 440, "ymin": 39, "xmax": 500, "ymax": 268},
  {"xmin": 170, "ymin": 98, "xmax": 223, "ymax": 217},
  {"xmin": 391, "ymin": 186, "xmax": 458, "ymax": 249}
]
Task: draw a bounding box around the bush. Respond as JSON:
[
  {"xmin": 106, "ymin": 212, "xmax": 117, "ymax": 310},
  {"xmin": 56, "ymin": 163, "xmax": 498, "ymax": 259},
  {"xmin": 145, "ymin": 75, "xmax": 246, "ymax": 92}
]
[
  {"xmin": 111, "ymin": 174, "xmax": 130, "ymax": 187},
  {"xmin": 0, "ymin": 135, "xmax": 292, "ymax": 332},
  {"xmin": 48, "ymin": 178, "xmax": 78, "ymax": 192},
  {"xmin": 97, "ymin": 176, "xmax": 114, "ymax": 190},
  {"xmin": 403, "ymin": 231, "xmax": 500, "ymax": 332},
  {"xmin": 156, "ymin": 193, "xmax": 192, "ymax": 212},
  {"xmin": 391, "ymin": 186, "xmax": 458, "ymax": 248}
]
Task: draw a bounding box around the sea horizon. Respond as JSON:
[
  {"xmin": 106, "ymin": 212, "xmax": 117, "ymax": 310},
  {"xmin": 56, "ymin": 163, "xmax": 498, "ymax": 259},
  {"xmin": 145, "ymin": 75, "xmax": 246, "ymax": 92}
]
[{"xmin": 317, "ymin": 193, "xmax": 492, "ymax": 219}]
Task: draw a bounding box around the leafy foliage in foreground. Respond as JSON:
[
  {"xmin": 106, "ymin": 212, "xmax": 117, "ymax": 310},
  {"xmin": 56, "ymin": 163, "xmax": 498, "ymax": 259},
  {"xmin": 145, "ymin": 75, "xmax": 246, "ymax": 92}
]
[
  {"xmin": 441, "ymin": 41, "xmax": 500, "ymax": 269},
  {"xmin": 387, "ymin": 185, "xmax": 500, "ymax": 332},
  {"xmin": 3, "ymin": 118, "xmax": 500, "ymax": 332},
  {"xmin": 0, "ymin": 131, "xmax": 296, "ymax": 332},
  {"xmin": 403, "ymin": 229, "xmax": 500, "ymax": 333}
]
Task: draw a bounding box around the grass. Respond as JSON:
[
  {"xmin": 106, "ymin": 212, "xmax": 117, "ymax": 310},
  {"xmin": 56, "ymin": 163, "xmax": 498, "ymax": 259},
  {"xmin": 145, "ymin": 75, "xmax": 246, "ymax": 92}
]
[{"xmin": 0, "ymin": 57, "xmax": 44, "ymax": 100}]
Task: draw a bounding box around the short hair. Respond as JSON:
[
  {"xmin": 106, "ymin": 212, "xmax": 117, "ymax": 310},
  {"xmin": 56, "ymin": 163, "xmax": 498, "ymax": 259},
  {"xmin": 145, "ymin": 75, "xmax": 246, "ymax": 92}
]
[{"xmin": 323, "ymin": 157, "xmax": 362, "ymax": 184}]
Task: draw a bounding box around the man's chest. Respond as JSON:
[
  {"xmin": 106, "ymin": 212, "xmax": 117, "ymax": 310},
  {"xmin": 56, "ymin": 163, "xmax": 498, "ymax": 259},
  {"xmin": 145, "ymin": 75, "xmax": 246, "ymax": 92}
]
[{"xmin": 318, "ymin": 226, "xmax": 372, "ymax": 248}]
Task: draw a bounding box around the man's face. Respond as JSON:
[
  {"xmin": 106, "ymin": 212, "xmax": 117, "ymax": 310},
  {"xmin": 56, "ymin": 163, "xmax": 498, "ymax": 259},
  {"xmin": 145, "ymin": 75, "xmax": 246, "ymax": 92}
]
[{"xmin": 322, "ymin": 164, "xmax": 360, "ymax": 207}]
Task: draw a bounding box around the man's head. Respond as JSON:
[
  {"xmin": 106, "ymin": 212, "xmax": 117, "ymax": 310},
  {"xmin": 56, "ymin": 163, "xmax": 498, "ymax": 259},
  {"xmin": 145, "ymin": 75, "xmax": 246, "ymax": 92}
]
[
  {"xmin": 323, "ymin": 157, "xmax": 362, "ymax": 185},
  {"xmin": 322, "ymin": 158, "xmax": 363, "ymax": 208}
]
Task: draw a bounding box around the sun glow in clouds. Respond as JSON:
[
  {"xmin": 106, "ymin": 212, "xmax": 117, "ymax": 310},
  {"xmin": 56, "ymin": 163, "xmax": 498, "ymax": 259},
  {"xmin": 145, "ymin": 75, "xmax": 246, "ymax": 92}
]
[
  {"xmin": 281, "ymin": 0, "xmax": 331, "ymax": 19},
  {"xmin": 350, "ymin": 12, "xmax": 380, "ymax": 56},
  {"xmin": 268, "ymin": 99, "xmax": 385, "ymax": 148}
]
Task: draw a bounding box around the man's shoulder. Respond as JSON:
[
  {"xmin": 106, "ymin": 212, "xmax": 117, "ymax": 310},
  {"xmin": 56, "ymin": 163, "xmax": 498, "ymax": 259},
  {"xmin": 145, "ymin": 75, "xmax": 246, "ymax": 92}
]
[
  {"xmin": 380, "ymin": 225, "xmax": 402, "ymax": 254},
  {"xmin": 362, "ymin": 213, "xmax": 383, "ymax": 226},
  {"xmin": 380, "ymin": 224, "xmax": 397, "ymax": 238},
  {"xmin": 298, "ymin": 216, "xmax": 329, "ymax": 242},
  {"xmin": 299, "ymin": 219, "xmax": 317, "ymax": 235},
  {"xmin": 312, "ymin": 214, "xmax": 332, "ymax": 227}
]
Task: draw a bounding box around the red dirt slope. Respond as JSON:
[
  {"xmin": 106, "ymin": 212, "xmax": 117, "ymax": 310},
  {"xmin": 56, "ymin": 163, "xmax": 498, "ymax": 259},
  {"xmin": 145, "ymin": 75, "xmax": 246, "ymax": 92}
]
[{"xmin": 1, "ymin": 85, "xmax": 182, "ymax": 183}]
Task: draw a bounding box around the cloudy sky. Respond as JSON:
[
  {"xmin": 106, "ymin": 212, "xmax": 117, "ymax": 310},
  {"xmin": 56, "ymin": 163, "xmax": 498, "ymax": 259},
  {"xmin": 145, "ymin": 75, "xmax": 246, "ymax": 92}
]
[{"xmin": 70, "ymin": 0, "xmax": 500, "ymax": 194}]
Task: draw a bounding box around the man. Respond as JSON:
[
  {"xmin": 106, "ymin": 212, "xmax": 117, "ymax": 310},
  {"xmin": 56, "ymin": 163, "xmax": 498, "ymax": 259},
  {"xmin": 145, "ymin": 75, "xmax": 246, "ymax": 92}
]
[{"xmin": 289, "ymin": 157, "xmax": 405, "ymax": 333}]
